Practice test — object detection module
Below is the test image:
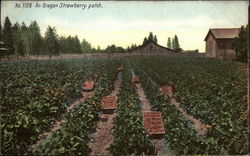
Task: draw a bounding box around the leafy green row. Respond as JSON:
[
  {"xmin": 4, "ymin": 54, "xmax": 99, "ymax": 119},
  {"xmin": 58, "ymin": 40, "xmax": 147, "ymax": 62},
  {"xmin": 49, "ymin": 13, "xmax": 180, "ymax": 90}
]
[
  {"xmin": 132, "ymin": 57, "xmax": 248, "ymax": 154},
  {"xmin": 0, "ymin": 59, "xmax": 117, "ymax": 154},
  {"xmin": 110, "ymin": 66, "xmax": 156, "ymax": 155},
  {"xmin": 134, "ymin": 65, "xmax": 209, "ymax": 154},
  {"xmin": 33, "ymin": 60, "xmax": 119, "ymax": 155}
]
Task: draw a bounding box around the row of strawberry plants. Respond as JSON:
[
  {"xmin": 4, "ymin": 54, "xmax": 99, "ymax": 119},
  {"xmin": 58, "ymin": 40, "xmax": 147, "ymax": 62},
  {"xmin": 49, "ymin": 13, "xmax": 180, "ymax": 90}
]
[
  {"xmin": 134, "ymin": 65, "xmax": 211, "ymax": 154},
  {"xmin": 132, "ymin": 57, "xmax": 248, "ymax": 154},
  {"xmin": 0, "ymin": 59, "xmax": 116, "ymax": 154},
  {"xmin": 109, "ymin": 65, "xmax": 156, "ymax": 155},
  {"xmin": 33, "ymin": 60, "xmax": 120, "ymax": 155}
]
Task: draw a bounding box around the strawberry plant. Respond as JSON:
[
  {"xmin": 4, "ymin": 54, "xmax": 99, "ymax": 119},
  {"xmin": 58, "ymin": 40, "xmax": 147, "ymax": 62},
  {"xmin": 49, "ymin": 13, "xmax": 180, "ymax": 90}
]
[{"xmin": 110, "ymin": 67, "xmax": 156, "ymax": 155}]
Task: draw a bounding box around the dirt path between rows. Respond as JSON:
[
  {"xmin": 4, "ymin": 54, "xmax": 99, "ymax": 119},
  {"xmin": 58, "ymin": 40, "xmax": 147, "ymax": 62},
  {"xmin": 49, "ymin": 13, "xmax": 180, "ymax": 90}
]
[
  {"xmin": 171, "ymin": 98, "xmax": 207, "ymax": 135},
  {"xmin": 30, "ymin": 91, "xmax": 93, "ymax": 151},
  {"xmin": 88, "ymin": 71, "xmax": 122, "ymax": 155},
  {"xmin": 133, "ymin": 70, "xmax": 165, "ymax": 155},
  {"xmin": 135, "ymin": 83, "xmax": 151, "ymax": 111}
]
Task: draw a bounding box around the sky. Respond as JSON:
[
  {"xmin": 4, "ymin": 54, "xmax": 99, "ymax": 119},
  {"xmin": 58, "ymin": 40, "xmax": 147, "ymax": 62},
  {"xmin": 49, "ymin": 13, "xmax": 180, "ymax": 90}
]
[{"xmin": 1, "ymin": 1, "xmax": 248, "ymax": 52}]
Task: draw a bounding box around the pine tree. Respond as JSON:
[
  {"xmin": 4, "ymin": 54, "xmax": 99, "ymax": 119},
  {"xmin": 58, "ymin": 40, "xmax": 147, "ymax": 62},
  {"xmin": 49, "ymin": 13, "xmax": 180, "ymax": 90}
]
[
  {"xmin": 172, "ymin": 38, "xmax": 175, "ymax": 50},
  {"xmin": 44, "ymin": 26, "xmax": 59, "ymax": 58},
  {"xmin": 20, "ymin": 22, "xmax": 30, "ymax": 56},
  {"xmin": 174, "ymin": 35, "xmax": 181, "ymax": 52},
  {"xmin": 143, "ymin": 37, "xmax": 148, "ymax": 45},
  {"xmin": 235, "ymin": 25, "xmax": 248, "ymax": 62},
  {"xmin": 154, "ymin": 35, "xmax": 157, "ymax": 43},
  {"xmin": 167, "ymin": 37, "xmax": 171, "ymax": 49},
  {"xmin": 2, "ymin": 16, "xmax": 14, "ymax": 54},
  {"xmin": 148, "ymin": 32, "xmax": 154, "ymax": 41},
  {"xmin": 12, "ymin": 22, "xmax": 24, "ymax": 58},
  {"xmin": 29, "ymin": 21, "xmax": 43, "ymax": 57}
]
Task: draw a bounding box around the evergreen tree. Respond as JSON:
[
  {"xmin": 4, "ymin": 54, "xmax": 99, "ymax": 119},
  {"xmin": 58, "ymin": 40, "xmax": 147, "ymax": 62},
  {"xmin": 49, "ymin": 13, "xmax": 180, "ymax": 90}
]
[
  {"xmin": 81, "ymin": 39, "xmax": 92, "ymax": 54},
  {"xmin": 167, "ymin": 37, "xmax": 171, "ymax": 49},
  {"xmin": 20, "ymin": 22, "xmax": 31, "ymax": 56},
  {"xmin": 12, "ymin": 22, "xmax": 24, "ymax": 57},
  {"xmin": 29, "ymin": 21, "xmax": 43, "ymax": 57},
  {"xmin": 143, "ymin": 37, "xmax": 148, "ymax": 45},
  {"xmin": 154, "ymin": 35, "xmax": 158, "ymax": 43},
  {"xmin": 44, "ymin": 26, "xmax": 59, "ymax": 58},
  {"xmin": 59, "ymin": 36, "xmax": 68, "ymax": 54},
  {"xmin": 171, "ymin": 38, "xmax": 175, "ymax": 50},
  {"xmin": 2, "ymin": 16, "xmax": 14, "ymax": 54},
  {"xmin": 73, "ymin": 36, "xmax": 82, "ymax": 53},
  {"xmin": 174, "ymin": 35, "xmax": 181, "ymax": 52},
  {"xmin": 148, "ymin": 32, "xmax": 154, "ymax": 41},
  {"xmin": 235, "ymin": 25, "xmax": 248, "ymax": 63}
]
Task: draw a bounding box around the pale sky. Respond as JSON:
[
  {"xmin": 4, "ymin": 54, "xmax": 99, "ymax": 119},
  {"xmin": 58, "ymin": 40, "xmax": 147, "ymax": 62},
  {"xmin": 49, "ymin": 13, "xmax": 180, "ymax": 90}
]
[{"xmin": 1, "ymin": 1, "xmax": 248, "ymax": 52}]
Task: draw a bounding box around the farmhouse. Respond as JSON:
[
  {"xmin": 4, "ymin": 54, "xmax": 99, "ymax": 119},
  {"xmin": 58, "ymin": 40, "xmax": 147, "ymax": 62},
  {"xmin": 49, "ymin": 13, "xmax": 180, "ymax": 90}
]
[
  {"xmin": 204, "ymin": 28, "xmax": 240, "ymax": 58},
  {"xmin": 132, "ymin": 40, "xmax": 175, "ymax": 56}
]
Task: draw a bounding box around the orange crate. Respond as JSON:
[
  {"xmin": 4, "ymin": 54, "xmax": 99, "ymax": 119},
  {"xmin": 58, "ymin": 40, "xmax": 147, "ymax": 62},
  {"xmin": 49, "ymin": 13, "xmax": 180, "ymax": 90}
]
[
  {"xmin": 143, "ymin": 111, "xmax": 165, "ymax": 137},
  {"xmin": 82, "ymin": 80, "xmax": 95, "ymax": 91}
]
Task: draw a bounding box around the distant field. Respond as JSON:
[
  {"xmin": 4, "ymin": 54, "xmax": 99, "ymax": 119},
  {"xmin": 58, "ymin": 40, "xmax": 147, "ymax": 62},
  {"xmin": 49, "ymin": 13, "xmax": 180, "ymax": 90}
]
[{"xmin": 0, "ymin": 57, "xmax": 247, "ymax": 155}]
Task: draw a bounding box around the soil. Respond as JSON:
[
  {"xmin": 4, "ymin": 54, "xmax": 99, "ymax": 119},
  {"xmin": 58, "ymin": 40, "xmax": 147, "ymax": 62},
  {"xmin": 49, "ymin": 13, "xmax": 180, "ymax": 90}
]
[
  {"xmin": 153, "ymin": 139, "xmax": 165, "ymax": 155},
  {"xmin": 88, "ymin": 70, "xmax": 122, "ymax": 155},
  {"xmin": 133, "ymin": 71, "xmax": 165, "ymax": 154},
  {"xmin": 135, "ymin": 83, "xmax": 151, "ymax": 111},
  {"xmin": 88, "ymin": 114, "xmax": 116, "ymax": 155},
  {"xmin": 170, "ymin": 98, "xmax": 207, "ymax": 135},
  {"xmin": 30, "ymin": 90, "xmax": 93, "ymax": 151}
]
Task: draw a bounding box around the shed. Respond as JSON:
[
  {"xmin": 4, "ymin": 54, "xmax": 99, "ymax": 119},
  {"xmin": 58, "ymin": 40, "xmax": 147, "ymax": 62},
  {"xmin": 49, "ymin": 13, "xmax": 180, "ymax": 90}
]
[
  {"xmin": 131, "ymin": 40, "xmax": 176, "ymax": 56},
  {"xmin": 204, "ymin": 28, "xmax": 240, "ymax": 58}
]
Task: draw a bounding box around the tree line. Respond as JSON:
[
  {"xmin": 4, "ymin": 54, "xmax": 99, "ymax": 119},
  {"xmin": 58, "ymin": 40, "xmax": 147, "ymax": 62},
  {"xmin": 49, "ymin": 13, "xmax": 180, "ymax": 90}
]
[{"xmin": 0, "ymin": 16, "xmax": 132, "ymax": 58}]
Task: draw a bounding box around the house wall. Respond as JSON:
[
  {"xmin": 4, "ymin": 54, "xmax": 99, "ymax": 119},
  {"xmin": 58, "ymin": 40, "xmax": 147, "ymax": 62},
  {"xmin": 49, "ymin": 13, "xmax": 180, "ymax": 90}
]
[
  {"xmin": 205, "ymin": 34, "xmax": 217, "ymax": 57},
  {"xmin": 216, "ymin": 39, "xmax": 236, "ymax": 57},
  {"xmin": 133, "ymin": 42, "xmax": 174, "ymax": 55}
]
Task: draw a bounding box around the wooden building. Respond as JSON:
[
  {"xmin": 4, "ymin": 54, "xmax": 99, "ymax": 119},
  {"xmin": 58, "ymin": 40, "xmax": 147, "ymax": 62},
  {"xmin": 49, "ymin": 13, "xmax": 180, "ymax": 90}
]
[
  {"xmin": 0, "ymin": 41, "xmax": 9, "ymax": 53},
  {"xmin": 132, "ymin": 40, "xmax": 175, "ymax": 56},
  {"xmin": 204, "ymin": 28, "xmax": 240, "ymax": 58}
]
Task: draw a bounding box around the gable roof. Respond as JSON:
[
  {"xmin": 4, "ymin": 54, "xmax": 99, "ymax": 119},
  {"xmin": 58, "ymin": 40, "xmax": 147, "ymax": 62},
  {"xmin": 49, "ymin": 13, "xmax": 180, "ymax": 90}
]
[
  {"xmin": 133, "ymin": 40, "xmax": 175, "ymax": 52},
  {"xmin": 204, "ymin": 28, "xmax": 240, "ymax": 41}
]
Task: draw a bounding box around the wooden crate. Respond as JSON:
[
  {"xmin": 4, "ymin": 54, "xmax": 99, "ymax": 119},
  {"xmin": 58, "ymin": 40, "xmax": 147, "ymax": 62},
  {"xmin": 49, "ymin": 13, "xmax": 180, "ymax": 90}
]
[
  {"xmin": 143, "ymin": 111, "xmax": 165, "ymax": 138},
  {"xmin": 101, "ymin": 96, "xmax": 117, "ymax": 114},
  {"xmin": 82, "ymin": 80, "xmax": 95, "ymax": 91},
  {"xmin": 132, "ymin": 76, "xmax": 140, "ymax": 83},
  {"xmin": 160, "ymin": 85, "xmax": 173, "ymax": 96}
]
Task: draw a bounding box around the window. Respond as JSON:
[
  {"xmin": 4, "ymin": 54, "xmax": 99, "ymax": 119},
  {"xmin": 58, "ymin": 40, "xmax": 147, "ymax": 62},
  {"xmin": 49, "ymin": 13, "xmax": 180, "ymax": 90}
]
[{"xmin": 150, "ymin": 45, "xmax": 153, "ymax": 51}]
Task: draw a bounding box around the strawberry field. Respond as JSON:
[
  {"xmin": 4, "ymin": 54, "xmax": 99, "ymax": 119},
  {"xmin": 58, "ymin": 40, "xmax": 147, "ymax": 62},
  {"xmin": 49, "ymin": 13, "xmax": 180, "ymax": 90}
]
[{"xmin": 0, "ymin": 57, "xmax": 247, "ymax": 155}]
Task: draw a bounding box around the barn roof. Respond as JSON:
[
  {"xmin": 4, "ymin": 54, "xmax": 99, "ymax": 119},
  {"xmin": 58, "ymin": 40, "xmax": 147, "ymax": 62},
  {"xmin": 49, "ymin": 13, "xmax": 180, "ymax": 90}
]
[
  {"xmin": 133, "ymin": 40, "xmax": 175, "ymax": 52},
  {"xmin": 204, "ymin": 28, "xmax": 240, "ymax": 41}
]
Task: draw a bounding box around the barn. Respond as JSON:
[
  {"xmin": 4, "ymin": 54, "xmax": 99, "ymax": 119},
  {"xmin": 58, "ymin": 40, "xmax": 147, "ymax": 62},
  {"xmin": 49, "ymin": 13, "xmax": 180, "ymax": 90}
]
[
  {"xmin": 204, "ymin": 28, "xmax": 240, "ymax": 58},
  {"xmin": 132, "ymin": 40, "xmax": 175, "ymax": 56}
]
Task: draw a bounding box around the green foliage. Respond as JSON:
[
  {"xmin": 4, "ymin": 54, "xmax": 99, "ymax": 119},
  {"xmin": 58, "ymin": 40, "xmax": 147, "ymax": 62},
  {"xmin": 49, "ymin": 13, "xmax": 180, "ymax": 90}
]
[
  {"xmin": 28, "ymin": 21, "xmax": 43, "ymax": 56},
  {"xmin": 80, "ymin": 39, "xmax": 92, "ymax": 53},
  {"xmin": 167, "ymin": 37, "xmax": 171, "ymax": 49},
  {"xmin": 142, "ymin": 32, "xmax": 158, "ymax": 45},
  {"xmin": 235, "ymin": 25, "xmax": 248, "ymax": 63},
  {"xmin": 132, "ymin": 57, "xmax": 248, "ymax": 154},
  {"xmin": 110, "ymin": 67, "xmax": 156, "ymax": 155},
  {"xmin": 44, "ymin": 26, "xmax": 60, "ymax": 57},
  {"xmin": 12, "ymin": 23, "xmax": 24, "ymax": 57},
  {"xmin": 103, "ymin": 44, "xmax": 125, "ymax": 53},
  {"xmin": 2, "ymin": 16, "xmax": 14, "ymax": 54},
  {"xmin": 171, "ymin": 35, "xmax": 182, "ymax": 52},
  {"xmin": 34, "ymin": 60, "xmax": 119, "ymax": 155},
  {"xmin": 127, "ymin": 43, "xmax": 138, "ymax": 53}
]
